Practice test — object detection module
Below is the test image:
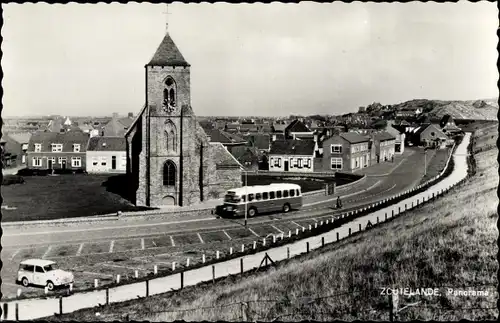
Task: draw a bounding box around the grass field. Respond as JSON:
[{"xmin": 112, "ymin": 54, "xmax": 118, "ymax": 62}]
[
  {"xmin": 50, "ymin": 132, "xmax": 498, "ymax": 321},
  {"xmin": 418, "ymin": 148, "xmax": 451, "ymax": 185},
  {"xmin": 1, "ymin": 174, "xmax": 151, "ymax": 222}
]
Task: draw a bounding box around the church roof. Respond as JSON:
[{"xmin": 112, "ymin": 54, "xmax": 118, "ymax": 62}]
[{"xmin": 146, "ymin": 33, "xmax": 190, "ymax": 67}]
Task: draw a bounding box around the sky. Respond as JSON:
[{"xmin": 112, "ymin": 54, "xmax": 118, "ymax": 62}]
[{"xmin": 1, "ymin": 2, "xmax": 498, "ymax": 117}]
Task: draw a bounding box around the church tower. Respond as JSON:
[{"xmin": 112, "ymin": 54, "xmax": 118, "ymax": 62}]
[
  {"xmin": 126, "ymin": 22, "xmax": 243, "ymax": 208},
  {"xmin": 140, "ymin": 32, "xmax": 195, "ymax": 206}
]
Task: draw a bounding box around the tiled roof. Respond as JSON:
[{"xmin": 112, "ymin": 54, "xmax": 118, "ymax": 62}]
[
  {"xmin": 248, "ymin": 134, "xmax": 270, "ymax": 150},
  {"xmin": 103, "ymin": 118, "xmax": 128, "ymax": 137},
  {"xmin": 146, "ymin": 33, "xmax": 190, "ymax": 67},
  {"xmin": 340, "ymin": 132, "xmax": 370, "ymax": 144},
  {"xmin": 28, "ymin": 131, "xmax": 90, "ymax": 152},
  {"xmin": 87, "ymin": 136, "xmax": 126, "ymax": 152},
  {"xmin": 205, "ymin": 128, "xmax": 246, "ymax": 144},
  {"xmin": 373, "ymin": 131, "xmax": 396, "ymax": 141},
  {"xmin": 210, "ymin": 142, "xmax": 243, "ymax": 169},
  {"xmin": 269, "ymin": 140, "xmax": 315, "ymax": 156},
  {"xmin": 118, "ymin": 117, "xmax": 134, "ymax": 129},
  {"xmin": 230, "ymin": 146, "xmax": 260, "ymax": 164},
  {"xmin": 286, "ymin": 119, "xmax": 311, "ymax": 133},
  {"xmin": 272, "ymin": 124, "xmax": 287, "ymax": 132},
  {"xmin": 5, "ymin": 132, "xmax": 32, "ymax": 144}
]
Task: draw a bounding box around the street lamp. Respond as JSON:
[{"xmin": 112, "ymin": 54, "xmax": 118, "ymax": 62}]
[{"xmin": 240, "ymin": 166, "xmax": 248, "ymax": 227}]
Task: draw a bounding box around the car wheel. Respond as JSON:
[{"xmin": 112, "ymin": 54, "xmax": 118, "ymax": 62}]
[
  {"xmin": 282, "ymin": 203, "xmax": 291, "ymax": 213},
  {"xmin": 21, "ymin": 277, "xmax": 29, "ymax": 287},
  {"xmin": 248, "ymin": 207, "xmax": 257, "ymax": 217},
  {"xmin": 46, "ymin": 281, "xmax": 55, "ymax": 291}
]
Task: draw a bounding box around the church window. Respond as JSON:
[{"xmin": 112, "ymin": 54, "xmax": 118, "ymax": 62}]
[
  {"xmin": 163, "ymin": 160, "xmax": 176, "ymax": 186},
  {"xmin": 163, "ymin": 77, "xmax": 177, "ymax": 110},
  {"xmin": 165, "ymin": 120, "xmax": 177, "ymax": 152}
]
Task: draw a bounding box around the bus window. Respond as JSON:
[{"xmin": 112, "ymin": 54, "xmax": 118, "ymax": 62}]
[
  {"xmin": 241, "ymin": 195, "xmax": 246, "ymax": 202},
  {"xmin": 283, "ymin": 190, "xmax": 289, "ymax": 198},
  {"xmin": 296, "ymin": 189, "xmax": 300, "ymax": 196},
  {"xmin": 263, "ymin": 192, "xmax": 269, "ymax": 200},
  {"xmin": 290, "ymin": 189, "xmax": 295, "ymax": 197},
  {"xmin": 269, "ymin": 191, "xmax": 275, "ymax": 199},
  {"xmin": 276, "ymin": 191, "xmax": 282, "ymax": 198},
  {"xmin": 256, "ymin": 193, "xmax": 262, "ymax": 201},
  {"xmin": 248, "ymin": 194, "xmax": 255, "ymax": 202}
]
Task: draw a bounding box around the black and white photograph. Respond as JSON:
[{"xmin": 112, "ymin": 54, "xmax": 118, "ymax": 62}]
[{"xmin": 0, "ymin": 1, "xmax": 498, "ymax": 321}]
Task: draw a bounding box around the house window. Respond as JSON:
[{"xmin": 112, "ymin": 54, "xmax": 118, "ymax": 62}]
[
  {"xmin": 71, "ymin": 157, "xmax": 82, "ymax": 168},
  {"xmin": 297, "ymin": 159, "xmax": 303, "ymax": 168},
  {"xmin": 32, "ymin": 157, "xmax": 42, "ymax": 167},
  {"xmin": 51, "ymin": 144, "xmax": 63, "ymax": 152},
  {"xmin": 58, "ymin": 157, "xmax": 67, "ymax": 164},
  {"xmin": 100, "ymin": 157, "xmax": 107, "ymax": 166},
  {"xmin": 331, "ymin": 144, "xmax": 342, "ymax": 153},
  {"xmin": 34, "ymin": 144, "xmax": 42, "ymax": 152},
  {"xmin": 306, "ymin": 159, "xmax": 311, "ymax": 168},
  {"xmin": 92, "ymin": 157, "xmax": 98, "ymax": 166},
  {"xmin": 21, "ymin": 143, "xmax": 28, "ymax": 150},
  {"xmin": 22, "ymin": 155, "xmax": 26, "ymax": 164},
  {"xmin": 73, "ymin": 144, "xmax": 81, "ymax": 153},
  {"xmin": 431, "ymin": 132, "xmax": 435, "ymax": 137},
  {"xmin": 163, "ymin": 160, "xmax": 176, "ymax": 186},
  {"xmin": 331, "ymin": 157, "xmax": 342, "ymax": 170}
]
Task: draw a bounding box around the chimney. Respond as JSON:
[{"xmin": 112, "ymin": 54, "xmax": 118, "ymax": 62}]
[
  {"xmin": 128, "ymin": 112, "xmax": 134, "ymax": 118},
  {"xmin": 112, "ymin": 112, "xmax": 119, "ymax": 118}
]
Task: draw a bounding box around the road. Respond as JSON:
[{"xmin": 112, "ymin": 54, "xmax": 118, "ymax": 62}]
[{"xmin": 1, "ymin": 147, "xmax": 432, "ymax": 299}]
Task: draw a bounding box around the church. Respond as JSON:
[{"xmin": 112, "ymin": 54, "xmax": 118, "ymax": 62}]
[{"xmin": 125, "ymin": 30, "xmax": 243, "ymax": 207}]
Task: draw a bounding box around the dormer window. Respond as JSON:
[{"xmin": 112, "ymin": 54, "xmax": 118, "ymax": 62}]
[
  {"xmin": 34, "ymin": 143, "xmax": 42, "ymax": 152},
  {"xmin": 73, "ymin": 144, "xmax": 81, "ymax": 153},
  {"xmin": 51, "ymin": 144, "xmax": 63, "ymax": 152}
]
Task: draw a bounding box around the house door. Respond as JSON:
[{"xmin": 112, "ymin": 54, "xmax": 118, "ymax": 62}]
[
  {"xmin": 112, "ymin": 156, "xmax": 117, "ymax": 170},
  {"xmin": 48, "ymin": 159, "xmax": 53, "ymax": 169},
  {"xmin": 284, "ymin": 160, "xmax": 289, "ymax": 171},
  {"xmin": 62, "ymin": 160, "xmax": 67, "ymax": 170},
  {"xmin": 376, "ymin": 154, "xmax": 380, "ymax": 163}
]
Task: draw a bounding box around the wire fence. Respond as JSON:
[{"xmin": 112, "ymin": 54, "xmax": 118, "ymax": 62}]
[{"xmin": 114, "ymin": 284, "xmax": 498, "ymax": 322}]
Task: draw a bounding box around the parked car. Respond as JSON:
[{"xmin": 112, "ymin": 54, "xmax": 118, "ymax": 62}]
[{"xmin": 16, "ymin": 259, "xmax": 74, "ymax": 290}]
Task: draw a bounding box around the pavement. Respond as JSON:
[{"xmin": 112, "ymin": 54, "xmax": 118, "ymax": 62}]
[
  {"xmin": 2, "ymin": 166, "xmax": 25, "ymax": 176},
  {"xmin": 0, "ymin": 134, "xmax": 471, "ymax": 320},
  {"xmin": 0, "ymin": 145, "xmax": 430, "ymax": 300}
]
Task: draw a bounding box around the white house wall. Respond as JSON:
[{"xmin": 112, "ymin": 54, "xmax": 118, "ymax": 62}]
[
  {"xmin": 86, "ymin": 151, "xmax": 127, "ymax": 173},
  {"xmin": 268, "ymin": 155, "xmax": 315, "ymax": 173}
]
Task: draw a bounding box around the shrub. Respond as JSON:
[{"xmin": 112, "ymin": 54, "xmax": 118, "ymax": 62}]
[{"xmin": 2, "ymin": 175, "xmax": 25, "ymax": 186}]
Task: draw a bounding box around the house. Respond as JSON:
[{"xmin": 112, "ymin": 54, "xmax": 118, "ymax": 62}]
[
  {"xmin": 27, "ymin": 130, "xmax": 90, "ymax": 171},
  {"xmin": 225, "ymin": 123, "xmax": 240, "ymax": 133},
  {"xmin": 102, "ymin": 117, "xmax": 131, "ymax": 137},
  {"xmin": 322, "ymin": 132, "xmax": 371, "ymax": 173},
  {"xmin": 1, "ymin": 132, "xmax": 32, "ymax": 167},
  {"xmin": 385, "ymin": 121, "xmax": 405, "ymax": 154},
  {"xmin": 239, "ymin": 123, "xmax": 259, "ymax": 134},
  {"xmin": 268, "ymin": 140, "xmax": 316, "ymax": 172},
  {"xmin": 371, "ymin": 131, "xmax": 396, "ymax": 163},
  {"xmin": 439, "ymin": 115, "xmax": 462, "ymax": 136},
  {"xmin": 271, "ymin": 123, "xmax": 287, "ymax": 141},
  {"xmin": 86, "ymin": 136, "xmax": 127, "ymax": 173},
  {"xmin": 284, "ymin": 119, "xmax": 314, "ymax": 140},
  {"xmin": 203, "ymin": 128, "xmax": 247, "ymax": 154},
  {"xmin": 230, "ymin": 146, "xmax": 261, "ymax": 171},
  {"xmin": 246, "ymin": 134, "xmax": 270, "ymax": 153},
  {"xmin": 413, "ymin": 124, "xmax": 449, "ymax": 148}
]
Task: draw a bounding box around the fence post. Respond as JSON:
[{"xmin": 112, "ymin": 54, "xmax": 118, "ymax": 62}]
[
  {"xmin": 321, "ymin": 236, "xmax": 325, "ymax": 247},
  {"xmin": 15, "ymin": 303, "xmax": 19, "ymax": 321},
  {"xmin": 145, "ymin": 279, "xmax": 150, "ymax": 297},
  {"xmin": 187, "ymin": 258, "xmax": 190, "ymax": 267},
  {"xmin": 240, "ymin": 258, "xmax": 244, "ymax": 275},
  {"xmin": 216, "ymin": 251, "xmax": 220, "ymax": 259},
  {"xmin": 306, "ymin": 241, "xmax": 310, "ymax": 253},
  {"xmin": 135, "ymin": 270, "xmax": 139, "ymax": 278},
  {"xmin": 358, "ymin": 223, "xmax": 362, "ymax": 231},
  {"xmin": 336, "ymin": 232, "xmax": 339, "ymax": 241},
  {"xmin": 230, "ymin": 247, "xmax": 233, "ymax": 255},
  {"xmin": 389, "ymin": 292, "xmax": 398, "ymax": 322},
  {"xmin": 106, "ymin": 287, "xmax": 109, "ymax": 305},
  {"xmin": 44, "ymin": 286, "xmax": 49, "ymax": 295},
  {"xmin": 314, "ymin": 223, "xmax": 318, "ymax": 229},
  {"xmin": 417, "ymin": 199, "xmax": 419, "ymax": 206},
  {"xmin": 392, "ymin": 210, "xmax": 394, "ymax": 217},
  {"xmin": 116, "ymin": 275, "xmax": 120, "ymax": 284},
  {"xmin": 398, "ymin": 206, "xmax": 401, "ymax": 214},
  {"xmin": 180, "ymin": 272, "xmax": 184, "ymax": 289},
  {"xmin": 405, "ymin": 203, "xmax": 407, "ymax": 211},
  {"xmin": 94, "ymin": 279, "xmax": 98, "ymax": 289},
  {"xmin": 253, "ymin": 241, "xmax": 257, "ymax": 249},
  {"xmin": 154, "ymin": 265, "xmax": 158, "ymax": 275},
  {"xmin": 348, "ymin": 228, "xmax": 351, "ymax": 236},
  {"xmin": 17, "ymin": 288, "xmax": 21, "ymax": 298},
  {"xmin": 241, "ymin": 244, "xmax": 245, "ymax": 253},
  {"xmin": 295, "ymin": 228, "xmax": 299, "ymax": 236},
  {"xmin": 59, "ymin": 296, "xmax": 63, "ymax": 315},
  {"xmin": 263, "ymin": 238, "xmax": 266, "ymax": 246},
  {"xmin": 288, "ymin": 230, "xmax": 292, "ymax": 238},
  {"xmin": 272, "ymin": 235, "xmax": 276, "ymax": 244},
  {"xmin": 212, "ymin": 265, "xmax": 215, "ymax": 284},
  {"xmin": 308, "ymin": 224, "xmax": 312, "ymax": 231},
  {"xmin": 172, "ymin": 262, "xmax": 176, "ymax": 271},
  {"xmin": 287, "ymin": 247, "xmax": 290, "ymax": 259}
]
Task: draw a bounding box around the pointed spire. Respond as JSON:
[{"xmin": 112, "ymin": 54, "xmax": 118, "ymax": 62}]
[{"xmin": 146, "ymin": 33, "xmax": 190, "ymax": 67}]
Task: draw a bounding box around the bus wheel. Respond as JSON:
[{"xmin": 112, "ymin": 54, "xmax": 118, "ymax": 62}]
[
  {"xmin": 282, "ymin": 203, "xmax": 291, "ymax": 213},
  {"xmin": 248, "ymin": 207, "xmax": 257, "ymax": 217}
]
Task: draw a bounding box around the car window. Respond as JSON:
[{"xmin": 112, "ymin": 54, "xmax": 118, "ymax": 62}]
[
  {"xmin": 256, "ymin": 193, "xmax": 262, "ymax": 201},
  {"xmin": 44, "ymin": 265, "xmax": 55, "ymax": 272},
  {"xmin": 248, "ymin": 194, "xmax": 254, "ymax": 202},
  {"xmin": 20, "ymin": 264, "xmax": 34, "ymax": 272},
  {"xmin": 35, "ymin": 266, "xmax": 44, "ymax": 273}
]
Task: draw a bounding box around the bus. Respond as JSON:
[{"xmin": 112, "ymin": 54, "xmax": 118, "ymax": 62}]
[{"xmin": 216, "ymin": 183, "xmax": 303, "ymax": 218}]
